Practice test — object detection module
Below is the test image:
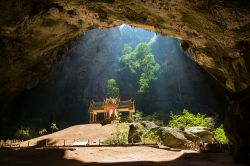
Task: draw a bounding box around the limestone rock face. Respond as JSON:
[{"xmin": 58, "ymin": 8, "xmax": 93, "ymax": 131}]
[
  {"xmin": 183, "ymin": 131, "xmax": 201, "ymax": 142},
  {"xmin": 157, "ymin": 127, "xmax": 191, "ymax": 149},
  {"xmin": 141, "ymin": 121, "xmax": 160, "ymax": 130},
  {"xmin": 185, "ymin": 126, "xmax": 214, "ymax": 143},
  {"xmin": 0, "ymin": 0, "xmax": 250, "ymax": 93}
]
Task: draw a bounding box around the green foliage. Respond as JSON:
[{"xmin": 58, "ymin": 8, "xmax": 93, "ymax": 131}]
[
  {"xmin": 132, "ymin": 111, "xmax": 143, "ymax": 122},
  {"xmin": 136, "ymin": 121, "xmax": 159, "ymax": 144},
  {"xmin": 137, "ymin": 122, "xmax": 147, "ymax": 134},
  {"xmin": 103, "ymin": 111, "xmax": 161, "ymax": 145},
  {"xmin": 213, "ymin": 124, "xmax": 229, "ymax": 143},
  {"xmin": 123, "ymin": 44, "xmax": 132, "ymax": 54},
  {"xmin": 112, "ymin": 112, "xmax": 123, "ymax": 123},
  {"xmin": 106, "ymin": 79, "xmax": 120, "ymax": 97},
  {"xmin": 110, "ymin": 125, "xmax": 128, "ymax": 144},
  {"xmin": 120, "ymin": 42, "xmax": 160, "ymax": 93},
  {"xmin": 101, "ymin": 138, "xmax": 115, "ymax": 145},
  {"xmin": 108, "ymin": 113, "xmax": 128, "ymax": 144},
  {"xmin": 39, "ymin": 128, "xmax": 47, "ymax": 136},
  {"xmin": 132, "ymin": 112, "xmax": 160, "ymax": 144},
  {"xmin": 143, "ymin": 130, "xmax": 159, "ymax": 144},
  {"xmin": 167, "ymin": 109, "xmax": 214, "ymax": 129},
  {"xmin": 15, "ymin": 128, "xmax": 32, "ymax": 140},
  {"xmin": 50, "ymin": 122, "xmax": 59, "ymax": 133}
]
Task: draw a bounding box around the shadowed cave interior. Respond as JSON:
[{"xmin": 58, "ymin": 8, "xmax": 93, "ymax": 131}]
[{"xmin": 1, "ymin": 25, "xmax": 227, "ymax": 138}]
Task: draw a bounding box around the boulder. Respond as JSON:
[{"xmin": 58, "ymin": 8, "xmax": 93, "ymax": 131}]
[
  {"xmin": 141, "ymin": 121, "xmax": 159, "ymax": 129},
  {"xmin": 176, "ymin": 124, "xmax": 185, "ymax": 131},
  {"xmin": 183, "ymin": 131, "xmax": 201, "ymax": 142},
  {"xmin": 141, "ymin": 121, "xmax": 160, "ymax": 132},
  {"xmin": 185, "ymin": 126, "xmax": 214, "ymax": 143},
  {"xmin": 157, "ymin": 127, "xmax": 191, "ymax": 149}
]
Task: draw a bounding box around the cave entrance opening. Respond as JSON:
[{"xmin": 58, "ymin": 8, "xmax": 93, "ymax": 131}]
[{"xmin": 9, "ymin": 24, "xmax": 227, "ymax": 143}]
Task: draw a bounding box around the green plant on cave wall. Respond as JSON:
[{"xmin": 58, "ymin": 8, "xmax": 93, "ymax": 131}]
[
  {"xmin": 213, "ymin": 124, "xmax": 229, "ymax": 144},
  {"xmin": 120, "ymin": 42, "xmax": 160, "ymax": 93}
]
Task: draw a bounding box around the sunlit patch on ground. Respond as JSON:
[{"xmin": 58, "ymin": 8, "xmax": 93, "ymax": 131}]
[{"xmin": 64, "ymin": 146, "xmax": 188, "ymax": 163}]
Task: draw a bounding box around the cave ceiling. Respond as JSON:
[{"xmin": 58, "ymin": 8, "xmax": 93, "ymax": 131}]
[{"xmin": 0, "ymin": 0, "xmax": 250, "ymax": 94}]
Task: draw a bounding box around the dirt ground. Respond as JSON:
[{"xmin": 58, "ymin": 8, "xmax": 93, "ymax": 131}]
[
  {"xmin": 0, "ymin": 124, "xmax": 245, "ymax": 166},
  {"xmin": 0, "ymin": 146, "xmax": 244, "ymax": 166},
  {"xmin": 19, "ymin": 124, "xmax": 117, "ymax": 147}
]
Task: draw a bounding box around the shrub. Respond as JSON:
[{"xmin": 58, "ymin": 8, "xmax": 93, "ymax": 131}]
[
  {"xmin": 50, "ymin": 122, "xmax": 59, "ymax": 133},
  {"xmin": 103, "ymin": 112, "xmax": 162, "ymax": 145},
  {"xmin": 39, "ymin": 128, "xmax": 47, "ymax": 136},
  {"xmin": 15, "ymin": 128, "xmax": 32, "ymax": 140},
  {"xmin": 213, "ymin": 124, "xmax": 229, "ymax": 143},
  {"xmin": 167, "ymin": 109, "xmax": 214, "ymax": 129},
  {"xmin": 142, "ymin": 130, "xmax": 159, "ymax": 144},
  {"xmin": 108, "ymin": 113, "xmax": 129, "ymax": 144},
  {"xmin": 101, "ymin": 138, "xmax": 115, "ymax": 145},
  {"xmin": 132, "ymin": 111, "xmax": 143, "ymax": 122}
]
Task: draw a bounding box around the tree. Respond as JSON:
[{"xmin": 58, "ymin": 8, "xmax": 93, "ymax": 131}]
[
  {"xmin": 120, "ymin": 42, "xmax": 160, "ymax": 93},
  {"xmin": 106, "ymin": 79, "xmax": 119, "ymax": 97}
]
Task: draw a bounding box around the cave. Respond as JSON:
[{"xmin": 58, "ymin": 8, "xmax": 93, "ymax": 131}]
[
  {"xmin": 3, "ymin": 24, "xmax": 226, "ymax": 129},
  {"xmin": 0, "ymin": 0, "xmax": 250, "ymax": 165}
]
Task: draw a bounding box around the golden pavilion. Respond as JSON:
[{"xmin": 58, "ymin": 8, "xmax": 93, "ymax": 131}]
[{"xmin": 88, "ymin": 97, "xmax": 135, "ymax": 123}]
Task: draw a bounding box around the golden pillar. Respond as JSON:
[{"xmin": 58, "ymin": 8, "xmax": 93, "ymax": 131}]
[{"xmin": 94, "ymin": 114, "xmax": 97, "ymax": 122}]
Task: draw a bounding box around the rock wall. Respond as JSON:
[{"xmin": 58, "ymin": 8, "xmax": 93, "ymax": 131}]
[{"xmin": 1, "ymin": 0, "xmax": 249, "ymax": 93}]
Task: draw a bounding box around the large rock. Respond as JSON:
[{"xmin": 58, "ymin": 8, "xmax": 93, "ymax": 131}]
[
  {"xmin": 185, "ymin": 126, "xmax": 214, "ymax": 143},
  {"xmin": 141, "ymin": 121, "xmax": 160, "ymax": 131},
  {"xmin": 157, "ymin": 127, "xmax": 191, "ymax": 149},
  {"xmin": 183, "ymin": 131, "xmax": 201, "ymax": 143}
]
